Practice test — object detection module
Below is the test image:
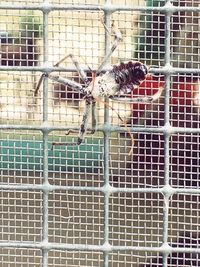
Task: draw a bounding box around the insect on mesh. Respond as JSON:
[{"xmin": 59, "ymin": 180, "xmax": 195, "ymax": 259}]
[{"xmin": 0, "ymin": 0, "xmax": 199, "ymax": 266}]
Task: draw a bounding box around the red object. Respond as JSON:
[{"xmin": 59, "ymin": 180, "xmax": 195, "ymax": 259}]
[
  {"xmin": 132, "ymin": 76, "xmax": 164, "ymax": 118},
  {"xmin": 132, "ymin": 75, "xmax": 198, "ymax": 119},
  {"xmin": 170, "ymin": 77, "xmax": 197, "ymax": 106}
]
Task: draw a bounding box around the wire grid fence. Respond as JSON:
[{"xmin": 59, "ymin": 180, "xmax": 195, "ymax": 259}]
[{"xmin": 0, "ymin": 0, "xmax": 200, "ymax": 266}]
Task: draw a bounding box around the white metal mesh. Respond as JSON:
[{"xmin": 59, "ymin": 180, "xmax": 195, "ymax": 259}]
[{"xmin": 0, "ymin": 0, "xmax": 200, "ymax": 266}]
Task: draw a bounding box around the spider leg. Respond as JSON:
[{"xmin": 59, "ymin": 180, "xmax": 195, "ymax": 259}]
[
  {"xmin": 34, "ymin": 53, "xmax": 89, "ymax": 96},
  {"xmin": 96, "ymin": 21, "xmax": 122, "ymax": 75},
  {"xmin": 48, "ymin": 74, "xmax": 85, "ymax": 95},
  {"xmin": 110, "ymin": 86, "xmax": 163, "ymax": 103},
  {"xmin": 53, "ymin": 53, "xmax": 89, "ymax": 85},
  {"xmin": 34, "ymin": 73, "xmax": 47, "ymax": 97},
  {"xmin": 91, "ymin": 100, "xmax": 97, "ymax": 134},
  {"xmin": 52, "ymin": 97, "xmax": 92, "ymax": 147},
  {"xmin": 65, "ymin": 99, "xmax": 96, "ymax": 135},
  {"xmin": 77, "ymin": 97, "xmax": 92, "ymax": 143}
]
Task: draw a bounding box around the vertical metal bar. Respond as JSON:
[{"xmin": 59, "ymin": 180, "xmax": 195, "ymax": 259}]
[
  {"xmin": 162, "ymin": 1, "xmax": 173, "ymax": 266},
  {"xmin": 42, "ymin": 1, "xmax": 50, "ymax": 266},
  {"xmin": 42, "ymin": 137, "xmax": 49, "ymax": 267},
  {"xmin": 103, "ymin": 2, "xmax": 112, "ymax": 266}
]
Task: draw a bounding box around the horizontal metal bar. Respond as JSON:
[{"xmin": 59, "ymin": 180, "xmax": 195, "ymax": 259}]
[
  {"xmin": 1, "ymin": 65, "xmax": 200, "ymax": 75},
  {"xmin": 1, "ymin": 124, "xmax": 200, "ymax": 134},
  {"xmin": 150, "ymin": 66, "xmax": 200, "ymax": 75},
  {"xmin": 0, "ymin": 66, "xmax": 85, "ymax": 72},
  {"xmin": 0, "ymin": 241, "xmax": 200, "ymax": 254},
  {"xmin": 0, "ymin": 183, "xmax": 199, "ymax": 195},
  {"xmin": 0, "ymin": 3, "xmax": 200, "ymax": 13}
]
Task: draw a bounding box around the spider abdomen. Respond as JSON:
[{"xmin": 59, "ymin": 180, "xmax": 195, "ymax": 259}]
[{"xmin": 110, "ymin": 61, "xmax": 148, "ymax": 94}]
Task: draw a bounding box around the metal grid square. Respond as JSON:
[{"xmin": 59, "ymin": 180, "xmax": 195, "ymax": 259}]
[{"xmin": 0, "ymin": 0, "xmax": 200, "ymax": 266}]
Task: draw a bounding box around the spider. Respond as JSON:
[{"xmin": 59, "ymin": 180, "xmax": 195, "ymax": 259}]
[{"xmin": 34, "ymin": 22, "xmax": 163, "ymax": 149}]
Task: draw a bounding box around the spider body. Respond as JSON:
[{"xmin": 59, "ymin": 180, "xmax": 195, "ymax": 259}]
[
  {"xmin": 35, "ymin": 23, "xmax": 162, "ymax": 148},
  {"xmin": 49, "ymin": 60, "xmax": 156, "ymax": 147},
  {"xmin": 84, "ymin": 61, "xmax": 148, "ymax": 100}
]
